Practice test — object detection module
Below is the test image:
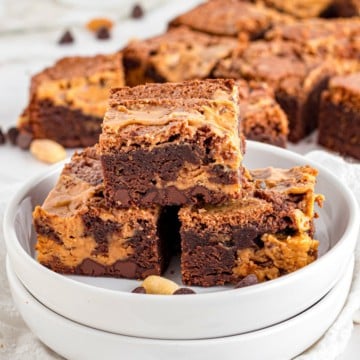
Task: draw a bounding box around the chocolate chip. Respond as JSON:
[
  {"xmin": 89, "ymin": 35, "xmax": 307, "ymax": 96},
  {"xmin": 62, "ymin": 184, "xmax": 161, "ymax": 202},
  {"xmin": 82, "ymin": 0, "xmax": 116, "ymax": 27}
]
[
  {"xmin": 132, "ymin": 286, "xmax": 146, "ymax": 294},
  {"xmin": 0, "ymin": 128, "xmax": 5, "ymax": 145},
  {"xmin": 58, "ymin": 30, "xmax": 74, "ymax": 45},
  {"xmin": 17, "ymin": 132, "xmax": 33, "ymax": 150},
  {"xmin": 235, "ymin": 274, "xmax": 258, "ymax": 289},
  {"xmin": 96, "ymin": 26, "xmax": 111, "ymax": 40},
  {"xmin": 7, "ymin": 127, "xmax": 19, "ymax": 145},
  {"xmin": 131, "ymin": 4, "xmax": 144, "ymax": 19},
  {"xmin": 173, "ymin": 288, "xmax": 196, "ymax": 295}
]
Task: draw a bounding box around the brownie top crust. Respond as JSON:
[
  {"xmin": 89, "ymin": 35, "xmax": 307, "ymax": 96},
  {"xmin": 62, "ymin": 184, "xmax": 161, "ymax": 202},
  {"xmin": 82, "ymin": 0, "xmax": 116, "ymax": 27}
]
[
  {"xmin": 326, "ymin": 72, "xmax": 360, "ymax": 108},
  {"xmin": 265, "ymin": 18, "xmax": 360, "ymax": 58},
  {"xmin": 41, "ymin": 146, "xmax": 160, "ymax": 218},
  {"xmin": 41, "ymin": 147, "xmax": 103, "ymax": 217},
  {"xmin": 259, "ymin": 0, "xmax": 333, "ymax": 18},
  {"xmin": 26, "ymin": 53, "xmax": 124, "ymax": 118},
  {"xmin": 169, "ymin": 0, "xmax": 293, "ymax": 39},
  {"xmin": 267, "ymin": 18, "xmax": 360, "ymax": 43},
  {"xmin": 180, "ymin": 165, "xmax": 323, "ymax": 231},
  {"xmin": 123, "ymin": 26, "xmax": 238, "ymax": 83},
  {"xmin": 31, "ymin": 54, "xmax": 122, "ymax": 87},
  {"xmin": 236, "ymin": 79, "xmax": 277, "ymax": 111},
  {"xmin": 100, "ymin": 79, "xmax": 241, "ymax": 155},
  {"xmin": 249, "ymin": 166, "xmax": 318, "ymax": 197},
  {"xmin": 235, "ymin": 79, "xmax": 289, "ymax": 140},
  {"xmin": 329, "ymin": 72, "xmax": 360, "ymax": 95},
  {"xmin": 110, "ymin": 79, "xmax": 237, "ymax": 102},
  {"xmin": 62, "ymin": 146, "xmax": 102, "ymax": 186},
  {"xmin": 215, "ymin": 40, "xmax": 351, "ymax": 97}
]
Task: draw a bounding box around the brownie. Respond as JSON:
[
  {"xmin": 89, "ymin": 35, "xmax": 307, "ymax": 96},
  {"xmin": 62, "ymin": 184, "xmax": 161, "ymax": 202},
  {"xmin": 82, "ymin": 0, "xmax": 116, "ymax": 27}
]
[
  {"xmin": 179, "ymin": 166, "xmax": 324, "ymax": 287},
  {"xmin": 33, "ymin": 147, "xmax": 172, "ymax": 279},
  {"xmin": 249, "ymin": 0, "xmax": 335, "ymax": 18},
  {"xmin": 332, "ymin": 0, "xmax": 360, "ymax": 16},
  {"xmin": 318, "ymin": 72, "xmax": 360, "ymax": 159},
  {"xmin": 265, "ymin": 18, "xmax": 360, "ymax": 60},
  {"xmin": 18, "ymin": 53, "xmax": 124, "ymax": 148},
  {"xmin": 122, "ymin": 26, "xmax": 238, "ymax": 87},
  {"xmin": 237, "ymin": 80, "xmax": 288, "ymax": 147},
  {"xmin": 169, "ymin": 0, "xmax": 293, "ymax": 40},
  {"xmin": 99, "ymin": 79, "xmax": 243, "ymax": 208},
  {"xmin": 214, "ymin": 40, "xmax": 355, "ymax": 142}
]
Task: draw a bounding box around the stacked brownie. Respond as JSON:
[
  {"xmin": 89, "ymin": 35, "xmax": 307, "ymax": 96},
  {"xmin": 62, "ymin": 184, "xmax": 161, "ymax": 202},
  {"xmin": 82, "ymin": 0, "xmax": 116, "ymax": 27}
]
[
  {"xmin": 34, "ymin": 80, "xmax": 323, "ymax": 287},
  {"xmin": 179, "ymin": 166, "xmax": 322, "ymax": 286},
  {"xmin": 18, "ymin": 53, "xmax": 124, "ymax": 147},
  {"xmin": 34, "ymin": 147, "xmax": 171, "ymax": 278},
  {"xmin": 99, "ymin": 79, "xmax": 244, "ymax": 207}
]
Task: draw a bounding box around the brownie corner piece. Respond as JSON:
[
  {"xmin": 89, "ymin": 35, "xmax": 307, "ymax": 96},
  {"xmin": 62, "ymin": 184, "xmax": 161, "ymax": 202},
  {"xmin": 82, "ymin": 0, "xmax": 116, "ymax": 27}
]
[
  {"xmin": 178, "ymin": 165, "xmax": 321, "ymax": 287},
  {"xmin": 99, "ymin": 80, "xmax": 243, "ymax": 208},
  {"xmin": 33, "ymin": 146, "xmax": 169, "ymax": 279},
  {"xmin": 318, "ymin": 72, "xmax": 360, "ymax": 160},
  {"xmin": 19, "ymin": 52, "xmax": 124, "ymax": 147}
]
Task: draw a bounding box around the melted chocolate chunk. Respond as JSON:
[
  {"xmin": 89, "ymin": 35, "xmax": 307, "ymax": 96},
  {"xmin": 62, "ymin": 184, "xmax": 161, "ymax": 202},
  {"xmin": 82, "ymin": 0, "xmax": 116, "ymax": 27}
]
[
  {"xmin": 234, "ymin": 274, "xmax": 258, "ymax": 288},
  {"xmin": 7, "ymin": 127, "xmax": 19, "ymax": 145},
  {"xmin": 173, "ymin": 288, "xmax": 196, "ymax": 295},
  {"xmin": 132, "ymin": 286, "xmax": 146, "ymax": 294},
  {"xmin": 17, "ymin": 132, "xmax": 33, "ymax": 150},
  {"xmin": 131, "ymin": 4, "xmax": 144, "ymax": 19},
  {"xmin": 58, "ymin": 30, "xmax": 74, "ymax": 45},
  {"xmin": 96, "ymin": 26, "xmax": 111, "ymax": 40},
  {"xmin": 0, "ymin": 128, "xmax": 5, "ymax": 145}
]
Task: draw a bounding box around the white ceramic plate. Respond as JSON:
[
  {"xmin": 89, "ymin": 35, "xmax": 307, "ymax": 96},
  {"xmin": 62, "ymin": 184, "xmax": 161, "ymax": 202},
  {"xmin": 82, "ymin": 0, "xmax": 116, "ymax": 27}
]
[
  {"xmin": 3, "ymin": 141, "xmax": 359, "ymax": 339},
  {"xmin": 7, "ymin": 255, "xmax": 354, "ymax": 360}
]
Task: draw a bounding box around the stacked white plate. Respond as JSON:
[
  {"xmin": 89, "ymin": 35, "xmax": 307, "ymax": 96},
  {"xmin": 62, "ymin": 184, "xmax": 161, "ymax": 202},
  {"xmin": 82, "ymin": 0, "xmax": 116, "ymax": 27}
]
[{"xmin": 4, "ymin": 142, "xmax": 360, "ymax": 360}]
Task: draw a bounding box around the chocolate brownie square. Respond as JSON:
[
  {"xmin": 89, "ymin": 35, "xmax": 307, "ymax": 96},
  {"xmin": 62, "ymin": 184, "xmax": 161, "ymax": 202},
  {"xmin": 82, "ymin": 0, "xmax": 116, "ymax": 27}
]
[
  {"xmin": 179, "ymin": 166, "xmax": 323, "ymax": 287},
  {"xmin": 18, "ymin": 53, "xmax": 124, "ymax": 147},
  {"xmin": 318, "ymin": 72, "xmax": 360, "ymax": 159},
  {"xmin": 237, "ymin": 80, "xmax": 288, "ymax": 147},
  {"xmin": 214, "ymin": 40, "xmax": 355, "ymax": 142},
  {"xmin": 122, "ymin": 26, "xmax": 238, "ymax": 87},
  {"xmin": 252, "ymin": 0, "xmax": 334, "ymax": 18},
  {"xmin": 99, "ymin": 79, "xmax": 243, "ymax": 208},
  {"xmin": 33, "ymin": 147, "xmax": 170, "ymax": 279},
  {"xmin": 266, "ymin": 18, "xmax": 360, "ymax": 60},
  {"xmin": 332, "ymin": 0, "xmax": 360, "ymax": 16},
  {"xmin": 169, "ymin": 0, "xmax": 293, "ymax": 40}
]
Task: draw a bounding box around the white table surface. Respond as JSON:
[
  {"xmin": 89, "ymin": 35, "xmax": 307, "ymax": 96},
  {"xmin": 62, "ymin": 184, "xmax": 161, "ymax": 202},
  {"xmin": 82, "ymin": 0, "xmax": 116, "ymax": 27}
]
[{"xmin": 0, "ymin": 1, "xmax": 359, "ymax": 359}]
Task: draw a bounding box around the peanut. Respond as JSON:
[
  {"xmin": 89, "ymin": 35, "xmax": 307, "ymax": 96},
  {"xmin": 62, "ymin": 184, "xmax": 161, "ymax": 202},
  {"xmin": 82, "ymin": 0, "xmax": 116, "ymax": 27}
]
[
  {"xmin": 142, "ymin": 275, "xmax": 179, "ymax": 295},
  {"xmin": 30, "ymin": 139, "xmax": 66, "ymax": 164},
  {"xmin": 86, "ymin": 18, "xmax": 113, "ymax": 32}
]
